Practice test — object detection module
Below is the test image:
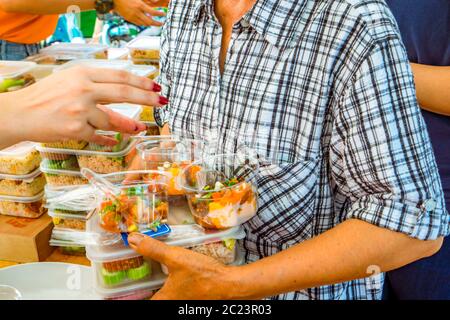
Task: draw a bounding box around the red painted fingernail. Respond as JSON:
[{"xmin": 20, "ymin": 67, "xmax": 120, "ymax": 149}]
[
  {"xmin": 158, "ymin": 96, "xmax": 169, "ymax": 105},
  {"xmin": 152, "ymin": 83, "xmax": 161, "ymax": 92}
]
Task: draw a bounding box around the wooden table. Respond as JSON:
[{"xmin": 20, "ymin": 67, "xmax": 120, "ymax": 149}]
[{"xmin": 0, "ymin": 250, "xmax": 90, "ymax": 269}]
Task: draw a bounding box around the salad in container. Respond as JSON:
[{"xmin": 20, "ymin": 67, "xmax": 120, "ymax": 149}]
[
  {"xmin": 137, "ymin": 137, "xmax": 207, "ymax": 198},
  {"xmin": 0, "ymin": 168, "xmax": 46, "ymax": 197},
  {"xmin": 49, "ymin": 238, "xmax": 86, "ymax": 256},
  {"xmin": 0, "ymin": 142, "xmax": 41, "ymax": 175},
  {"xmin": 0, "ymin": 61, "xmax": 36, "ymax": 93},
  {"xmin": 0, "ymin": 191, "xmax": 46, "ymax": 218},
  {"xmin": 94, "ymin": 170, "xmax": 170, "ymax": 234},
  {"xmin": 180, "ymin": 154, "xmax": 259, "ymax": 230}
]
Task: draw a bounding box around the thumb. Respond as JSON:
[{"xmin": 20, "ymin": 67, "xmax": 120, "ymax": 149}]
[{"xmin": 128, "ymin": 233, "xmax": 172, "ymax": 264}]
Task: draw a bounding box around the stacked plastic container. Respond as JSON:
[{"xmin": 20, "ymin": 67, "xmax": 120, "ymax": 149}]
[
  {"xmin": 38, "ymin": 104, "xmax": 143, "ymax": 255},
  {"xmin": 0, "ymin": 142, "xmax": 46, "ymax": 218}
]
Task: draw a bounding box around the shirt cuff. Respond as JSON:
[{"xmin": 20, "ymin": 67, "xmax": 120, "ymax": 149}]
[{"xmin": 345, "ymin": 196, "xmax": 450, "ymax": 240}]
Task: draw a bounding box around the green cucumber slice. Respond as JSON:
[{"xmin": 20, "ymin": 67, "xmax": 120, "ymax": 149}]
[
  {"xmin": 101, "ymin": 268, "xmax": 126, "ymax": 286},
  {"xmin": 126, "ymin": 262, "xmax": 151, "ymax": 280}
]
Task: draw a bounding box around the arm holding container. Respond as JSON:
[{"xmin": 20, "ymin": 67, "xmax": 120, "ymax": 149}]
[{"xmin": 0, "ymin": 67, "xmax": 168, "ymax": 149}]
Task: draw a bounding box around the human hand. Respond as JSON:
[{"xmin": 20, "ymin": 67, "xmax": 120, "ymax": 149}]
[
  {"xmin": 3, "ymin": 67, "xmax": 168, "ymax": 146},
  {"xmin": 115, "ymin": 0, "xmax": 166, "ymax": 26},
  {"xmin": 128, "ymin": 233, "xmax": 243, "ymax": 299}
]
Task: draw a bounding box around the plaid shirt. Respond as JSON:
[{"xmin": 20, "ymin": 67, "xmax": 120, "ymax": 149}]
[{"xmin": 155, "ymin": 0, "xmax": 450, "ymax": 300}]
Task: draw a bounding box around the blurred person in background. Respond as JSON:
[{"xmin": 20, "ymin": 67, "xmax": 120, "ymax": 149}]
[
  {"xmin": 0, "ymin": 0, "xmax": 168, "ymax": 60},
  {"xmin": 383, "ymin": 0, "xmax": 450, "ymax": 300}
]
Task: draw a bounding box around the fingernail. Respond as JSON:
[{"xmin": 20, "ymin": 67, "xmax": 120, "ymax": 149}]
[
  {"xmin": 158, "ymin": 96, "xmax": 169, "ymax": 105},
  {"xmin": 128, "ymin": 233, "xmax": 145, "ymax": 246},
  {"xmin": 152, "ymin": 83, "xmax": 161, "ymax": 92}
]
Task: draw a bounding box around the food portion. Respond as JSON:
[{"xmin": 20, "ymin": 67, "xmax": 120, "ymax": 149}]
[
  {"xmin": 190, "ymin": 239, "xmax": 237, "ymax": 265},
  {"xmin": 52, "ymin": 216, "xmax": 86, "ymax": 231},
  {"xmin": 150, "ymin": 162, "xmax": 189, "ymax": 196},
  {"xmin": 25, "ymin": 53, "xmax": 70, "ymax": 65},
  {"xmin": 98, "ymin": 256, "xmax": 152, "ymax": 287},
  {"xmin": 88, "ymin": 133, "xmax": 129, "ymax": 152},
  {"xmin": 41, "ymin": 140, "xmax": 88, "ymax": 150},
  {"xmin": 43, "ymin": 157, "xmax": 79, "ymax": 171},
  {"xmin": 128, "ymin": 36, "xmax": 160, "ymax": 60},
  {"xmin": 140, "ymin": 106, "xmax": 155, "ymax": 121},
  {"xmin": 58, "ymin": 245, "xmax": 86, "ymax": 256},
  {"xmin": 43, "ymin": 172, "xmax": 88, "ymax": 187},
  {"xmin": 99, "ymin": 184, "xmax": 168, "ymax": 234},
  {"xmin": 77, "ymin": 154, "xmax": 126, "ymax": 174},
  {"xmin": 0, "ymin": 73, "xmax": 35, "ymax": 93},
  {"xmin": 0, "ymin": 197, "xmax": 45, "ymax": 218},
  {"xmin": 0, "ymin": 143, "xmax": 41, "ymax": 175},
  {"xmin": 0, "ymin": 173, "xmax": 46, "ymax": 197},
  {"xmin": 186, "ymin": 176, "xmax": 257, "ymax": 229},
  {"xmin": 144, "ymin": 122, "xmax": 160, "ymax": 136}
]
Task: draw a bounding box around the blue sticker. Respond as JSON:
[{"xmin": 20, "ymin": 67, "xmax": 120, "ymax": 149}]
[{"xmin": 121, "ymin": 224, "xmax": 172, "ymax": 246}]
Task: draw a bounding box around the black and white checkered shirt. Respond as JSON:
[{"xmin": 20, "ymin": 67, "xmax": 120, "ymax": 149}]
[{"xmin": 155, "ymin": 0, "xmax": 450, "ymax": 299}]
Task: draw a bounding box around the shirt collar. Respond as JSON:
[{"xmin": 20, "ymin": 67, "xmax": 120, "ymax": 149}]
[{"xmin": 191, "ymin": 0, "xmax": 315, "ymax": 50}]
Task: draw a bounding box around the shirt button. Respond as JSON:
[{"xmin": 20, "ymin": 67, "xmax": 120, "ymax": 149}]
[
  {"xmin": 421, "ymin": 199, "xmax": 437, "ymax": 212},
  {"xmin": 240, "ymin": 19, "xmax": 250, "ymax": 28}
]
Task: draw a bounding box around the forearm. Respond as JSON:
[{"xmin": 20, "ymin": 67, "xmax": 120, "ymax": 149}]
[
  {"xmin": 0, "ymin": 0, "xmax": 95, "ymax": 14},
  {"xmin": 231, "ymin": 219, "xmax": 442, "ymax": 299},
  {"xmin": 411, "ymin": 63, "xmax": 450, "ymax": 116}
]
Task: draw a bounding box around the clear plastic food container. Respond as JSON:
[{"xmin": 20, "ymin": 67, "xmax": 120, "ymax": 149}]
[
  {"xmin": 40, "ymin": 140, "xmax": 88, "ymax": 150},
  {"xmin": 50, "ymin": 238, "xmax": 86, "ymax": 256},
  {"xmin": 180, "ymin": 154, "xmax": 259, "ymax": 229},
  {"xmin": 160, "ymin": 230, "xmax": 245, "ymax": 275},
  {"xmin": 0, "ymin": 142, "xmax": 41, "ymax": 175},
  {"xmin": 130, "ymin": 59, "xmax": 159, "ymax": 67},
  {"xmin": 0, "ymin": 191, "xmax": 46, "ymax": 218},
  {"xmin": 54, "ymin": 59, "xmax": 130, "ymax": 72},
  {"xmin": 129, "ymin": 64, "xmax": 158, "ymax": 79},
  {"xmin": 0, "ymin": 61, "xmax": 36, "ymax": 93},
  {"xmin": 41, "ymin": 157, "xmax": 79, "ymax": 171},
  {"xmin": 94, "ymin": 273, "xmax": 164, "ymax": 300},
  {"xmin": 127, "ymin": 36, "xmax": 160, "ymax": 60},
  {"xmin": 41, "ymin": 43, "xmax": 108, "ymax": 60},
  {"xmin": 0, "ymin": 168, "xmax": 46, "ymax": 197},
  {"xmin": 25, "ymin": 53, "xmax": 74, "ymax": 65},
  {"xmin": 143, "ymin": 122, "xmax": 160, "ymax": 136},
  {"xmin": 137, "ymin": 137, "xmax": 207, "ymax": 197},
  {"xmin": 107, "ymin": 47, "xmax": 129, "ymax": 60},
  {"xmin": 49, "ymin": 210, "xmax": 87, "ymax": 231},
  {"xmin": 87, "ymin": 132, "xmax": 130, "ymax": 152},
  {"xmin": 40, "ymin": 163, "xmax": 88, "ymax": 187},
  {"xmin": 96, "ymin": 171, "xmax": 169, "ymax": 234}
]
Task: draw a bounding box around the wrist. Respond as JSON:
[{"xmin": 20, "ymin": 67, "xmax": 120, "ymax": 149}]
[{"xmin": 224, "ymin": 264, "xmax": 264, "ymax": 300}]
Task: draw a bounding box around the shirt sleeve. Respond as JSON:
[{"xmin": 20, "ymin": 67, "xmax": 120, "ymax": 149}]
[
  {"xmin": 330, "ymin": 36, "xmax": 450, "ymax": 240},
  {"xmin": 153, "ymin": 8, "xmax": 172, "ymax": 128}
]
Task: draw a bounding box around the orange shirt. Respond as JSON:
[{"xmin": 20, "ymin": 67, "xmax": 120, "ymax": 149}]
[{"xmin": 0, "ymin": 10, "xmax": 58, "ymax": 44}]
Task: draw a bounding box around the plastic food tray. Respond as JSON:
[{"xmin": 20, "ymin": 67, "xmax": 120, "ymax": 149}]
[
  {"xmin": 0, "ymin": 142, "xmax": 41, "ymax": 175},
  {"xmin": 0, "ymin": 61, "xmax": 36, "ymax": 93},
  {"xmin": 128, "ymin": 64, "xmax": 158, "ymax": 79},
  {"xmin": 0, "ymin": 191, "xmax": 46, "ymax": 218},
  {"xmin": 0, "ymin": 168, "xmax": 46, "ymax": 197}
]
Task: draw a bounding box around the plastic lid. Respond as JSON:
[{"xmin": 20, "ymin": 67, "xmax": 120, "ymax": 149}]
[
  {"xmin": 0, "ymin": 191, "xmax": 44, "ymax": 203},
  {"xmin": 0, "ymin": 167, "xmax": 41, "ymax": 181},
  {"xmin": 40, "ymin": 163, "xmax": 83, "ymax": 176},
  {"xmin": 48, "ymin": 210, "xmax": 87, "ymax": 220},
  {"xmin": 0, "ymin": 61, "xmax": 36, "ymax": 80},
  {"xmin": 54, "ymin": 59, "xmax": 130, "ymax": 72},
  {"xmin": 108, "ymin": 47, "xmax": 129, "ymax": 60},
  {"xmin": 36, "ymin": 136, "xmax": 140, "ymax": 157},
  {"xmin": 41, "ymin": 43, "xmax": 107, "ymax": 55},
  {"xmin": 128, "ymin": 65, "xmax": 157, "ymax": 78},
  {"xmin": 107, "ymin": 103, "xmax": 142, "ymax": 121},
  {"xmin": 0, "ymin": 142, "xmax": 37, "ymax": 158},
  {"xmin": 126, "ymin": 36, "xmax": 160, "ymax": 50}
]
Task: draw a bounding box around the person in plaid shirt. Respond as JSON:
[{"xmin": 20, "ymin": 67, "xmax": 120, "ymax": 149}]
[{"xmin": 128, "ymin": 0, "xmax": 450, "ymax": 299}]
